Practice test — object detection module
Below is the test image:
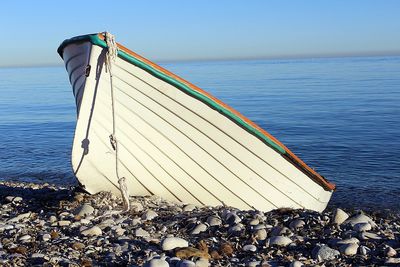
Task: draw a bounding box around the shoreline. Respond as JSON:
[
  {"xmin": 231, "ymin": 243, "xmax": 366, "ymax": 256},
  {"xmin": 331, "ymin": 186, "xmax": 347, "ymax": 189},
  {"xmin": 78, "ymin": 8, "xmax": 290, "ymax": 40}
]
[{"xmin": 0, "ymin": 181, "xmax": 399, "ymax": 266}]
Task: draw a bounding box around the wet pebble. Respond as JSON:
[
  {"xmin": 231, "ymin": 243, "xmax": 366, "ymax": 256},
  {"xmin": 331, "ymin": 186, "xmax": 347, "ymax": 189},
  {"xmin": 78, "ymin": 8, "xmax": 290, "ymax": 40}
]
[
  {"xmin": 242, "ymin": 244, "xmax": 257, "ymax": 252},
  {"xmin": 267, "ymin": 236, "xmax": 293, "ymax": 247}
]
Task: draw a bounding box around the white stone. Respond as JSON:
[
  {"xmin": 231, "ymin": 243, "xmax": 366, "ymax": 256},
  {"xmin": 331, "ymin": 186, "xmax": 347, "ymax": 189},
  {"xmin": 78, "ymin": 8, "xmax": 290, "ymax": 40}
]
[
  {"xmin": 289, "ymin": 219, "xmax": 305, "ymax": 229},
  {"xmin": 290, "ymin": 261, "xmax": 304, "ymax": 267},
  {"xmin": 18, "ymin": 234, "xmax": 31, "ymax": 241},
  {"xmin": 254, "ymin": 228, "xmax": 267, "ymax": 240},
  {"xmin": 206, "ymin": 216, "xmax": 222, "ymax": 226},
  {"xmin": 195, "ymin": 258, "xmax": 210, "ymax": 267},
  {"xmin": 135, "ymin": 228, "xmax": 150, "ymax": 237},
  {"xmin": 58, "ymin": 220, "xmax": 71, "ymax": 227},
  {"xmin": 267, "ymin": 236, "xmax": 293, "ymax": 247},
  {"xmin": 7, "ymin": 212, "xmax": 32, "ymax": 223},
  {"xmin": 243, "ymin": 244, "xmax": 257, "ymax": 252},
  {"xmin": 115, "ymin": 227, "xmax": 125, "ymax": 236},
  {"xmin": 249, "ymin": 219, "xmax": 259, "ymax": 226},
  {"xmin": 353, "ymin": 222, "xmax": 372, "ymax": 232},
  {"xmin": 161, "ymin": 237, "xmax": 188, "ymax": 251},
  {"xmin": 336, "ymin": 237, "xmax": 360, "ymax": 245},
  {"xmin": 191, "ymin": 223, "xmax": 207, "ymax": 235},
  {"xmin": 359, "ymin": 232, "xmax": 382, "ymax": 240},
  {"xmin": 359, "ymin": 245, "xmax": 371, "ymax": 255},
  {"xmin": 141, "ymin": 210, "xmax": 158, "ymax": 220},
  {"xmin": 332, "ymin": 208, "xmax": 349, "ymax": 225},
  {"xmin": 130, "ymin": 201, "xmax": 144, "ymax": 212},
  {"xmin": 75, "ymin": 204, "xmax": 94, "ymax": 216},
  {"xmin": 385, "ymin": 258, "xmax": 400, "ymax": 264},
  {"xmin": 144, "ymin": 259, "xmax": 169, "ymax": 267},
  {"xmin": 42, "ymin": 233, "xmax": 51, "ymax": 241},
  {"xmin": 385, "ymin": 246, "xmax": 397, "ymax": 257},
  {"xmin": 49, "ymin": 215, "xmax": 57, "ymax": 223},
  {"xmin": 182, "ymin": 204, "xmax": 196, "ymax": 212},
  {"xmin": 339, "ymin": 243, "xmax": 359, "ymax": 256},
  {"xmin": 81, "ymin": 226, "xmax": 102, "ymax": 236},
  {"xmin": 345, "ymin": 213, "xmax": 376, "ymax": 227}
]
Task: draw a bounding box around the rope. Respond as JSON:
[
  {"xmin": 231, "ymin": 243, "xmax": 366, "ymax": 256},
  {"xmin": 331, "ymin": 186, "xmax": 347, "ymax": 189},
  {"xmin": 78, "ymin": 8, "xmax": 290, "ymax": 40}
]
[{"xmin": 104, "ymin": 32, "xmax": 130, "ymax": 212}]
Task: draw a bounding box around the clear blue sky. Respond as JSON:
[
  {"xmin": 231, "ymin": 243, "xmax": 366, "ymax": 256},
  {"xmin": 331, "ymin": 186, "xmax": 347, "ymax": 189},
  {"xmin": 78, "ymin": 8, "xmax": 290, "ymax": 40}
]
[{"xmin": 1, "ymin": 0, "xmax": 399, "ymax": 67}]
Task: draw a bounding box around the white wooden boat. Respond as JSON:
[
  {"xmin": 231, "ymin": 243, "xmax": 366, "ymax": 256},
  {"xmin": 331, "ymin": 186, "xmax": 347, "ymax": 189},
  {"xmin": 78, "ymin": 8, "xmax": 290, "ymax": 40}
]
[{"xmin": 58, "ymin": 32, "xmax": 335, "ymax": 212}]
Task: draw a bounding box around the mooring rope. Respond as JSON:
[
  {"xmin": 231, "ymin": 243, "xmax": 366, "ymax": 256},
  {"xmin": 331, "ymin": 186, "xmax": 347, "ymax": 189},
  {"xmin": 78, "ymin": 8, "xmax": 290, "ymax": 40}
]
[{"xmin": 104, "ymin": 32, "xmax": 130, "ymax": 211}]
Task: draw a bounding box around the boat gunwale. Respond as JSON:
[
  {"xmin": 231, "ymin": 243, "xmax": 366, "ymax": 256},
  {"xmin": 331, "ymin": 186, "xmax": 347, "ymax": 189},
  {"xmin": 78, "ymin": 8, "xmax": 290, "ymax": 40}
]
[{"xmin": 57, "ymin": 33, "xmax": 336, "ymax": 191}]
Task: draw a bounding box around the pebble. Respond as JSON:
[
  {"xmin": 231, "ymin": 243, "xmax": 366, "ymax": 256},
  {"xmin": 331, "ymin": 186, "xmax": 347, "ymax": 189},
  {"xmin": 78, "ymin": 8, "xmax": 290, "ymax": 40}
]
[
  {"xmin": 191, "ymin": 223, "xmax": 207, "ymax": 235},
  {"xmin": 336, "ymin": 237, "xmax": 360, "ymax": 245},
  {"xmin": 42, "ymin": 233, "xmax": 51, "ymax": 241},
  {"xmin": 312, "ymin": 244, "xmax": 340, "ymax": 261},
  {"xmin": 243, "ymin": 244, "xmax": 257, "ymax": 252},
  {"xmin": 353, "ymin": 222, "xmax": 372, "ymax": 232},
  {"xmin": 183, "ymin": 204, "xmax": 196, "ymax": 212},
  {"xmin": 359, "ymin": 232, "xmax": 382, "ymax": 240},
  {"xmin": 289, "ymin": 219, "xmax": 305, "ymax": 229},
  {"xmin": 344, "ymin": 213, "xmax": 376, "ymax": 227},
  {"xmin": 332, "ymin": 208, "xmax": 349, "ymax": 225},
  {"xmin": 290, "ymin": 261, "xmax": 304, "ymax": 267},
  {"xmin": 58, "ymin": 220, "xmax": 71, "ymax": 226},
  {"xmin": 135, "ymin": 227, "xmax": 150, "ymax": 237},
  {"xmin": 75, "ymin": 204, "xmax": 94, "ymax": 216},
  {"xmin": 195, "ymin": 258, "xmax": 210, "ymax": 267},
  {"xmin": 385, "ymin": 246, "xmax": 397, "ymax": 257},
  {"xmin": 254, "ymin": 228, "xmax": 267, "ymax": 240},
  {"xmin": 339, "ymin": 243, "xmax": 359, "ymax": 255},
  {"xmin": 206, "ymin": 215, "xmax": 222, "ymax": 226},
  {"xmin": 130, "ymin": 201, "xmax": 144, "ymax": 212},
  {"xmin": 18, "ymin": 235, "xmax": 31, "ymax": 241},
  {"xmin": 226, "ymin": 212, "xmax": 241, "ymax": 225},
  {"xmin": 178, "ymin": 259, "xmax": 196, "ymax": 267},
  {"xmin": 81, "ymin": 226, "xmax": 102, "ymax": 236},
  {"xmin": 144, "ymin": 258, "xmax": 169, "ymax": 267},
  {"xmin": 142, "ymin": 210, "xmax": 158, "ymax": 220},
  {"xmin": 267, "ymin": 236, "xmax": 293, "ymax": 247},
  {"xmin": 7, "ymin": 212, "xmax": 32, "ymax": 223},
  {"xmin": 359, "ymin": 245, "xmax": 371, "ymax": 255},
  {"xmin": 161, "ymin": 237, "xmax": 189, "ymax": 251}
]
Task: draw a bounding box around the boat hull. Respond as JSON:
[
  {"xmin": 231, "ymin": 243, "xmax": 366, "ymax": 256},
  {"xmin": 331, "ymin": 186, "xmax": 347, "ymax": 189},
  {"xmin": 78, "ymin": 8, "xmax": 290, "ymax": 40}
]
[{"xmin": 60, "ymin": 35, "xmax": 333, "ymax": 212}]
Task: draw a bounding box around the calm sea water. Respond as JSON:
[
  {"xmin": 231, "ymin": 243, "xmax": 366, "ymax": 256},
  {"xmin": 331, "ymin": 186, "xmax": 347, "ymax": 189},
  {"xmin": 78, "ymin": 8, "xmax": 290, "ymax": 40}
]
[{"xmin": 0, "ymin": 56, "xmax": 399, "ymax": 210}]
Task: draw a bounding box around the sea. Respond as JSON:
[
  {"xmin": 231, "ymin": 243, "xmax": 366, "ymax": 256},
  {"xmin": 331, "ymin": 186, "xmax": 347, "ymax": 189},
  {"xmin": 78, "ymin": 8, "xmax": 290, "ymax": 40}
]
[{"xmin": 0, "ymin": 56, "xmax": 399, "ymax": 211}]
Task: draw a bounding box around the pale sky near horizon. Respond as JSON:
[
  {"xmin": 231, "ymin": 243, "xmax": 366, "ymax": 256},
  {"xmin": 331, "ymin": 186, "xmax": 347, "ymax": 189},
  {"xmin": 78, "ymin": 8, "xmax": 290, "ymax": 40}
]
[{"xmin": 0, "ymin": 0, "xmax": 399, "ymax": 67}]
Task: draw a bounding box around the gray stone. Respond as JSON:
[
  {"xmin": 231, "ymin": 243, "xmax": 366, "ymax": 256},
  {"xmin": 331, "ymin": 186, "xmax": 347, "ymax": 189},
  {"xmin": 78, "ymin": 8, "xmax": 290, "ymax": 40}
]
[
  {"xmin": 191, "ymin": 223, "xmax": 207, "ymax": 235},
  {"xmin": 243, "ymin": 244, "xmax": 257, "ymax": 252},
  {"xmin": 359, "ymin": 232, "xmax": 382, "ymax": 240},
  {"xmin": 144, "ymin": 258, "xmax": 169, "ymax": 267},
  {"xmin": 228, "ymin": 223, "xmax": 244, "ymax": 234},
  {"xmin": 267, "ymin": 236, "xmax": 293, "ymax": 247},
  {"xmin": 18, "ymin": 234, "xmax": 31, "ymax": 241},
  {"xmin": 353, "ymin": 222, "xmax": 372, "ymax": 232},
  {"xmin": 336, "ymin": 237, "xmax": 360, "ymax": 245},
  {"xmin": 345, "ymin": 213, "xmax": 376, "ymax": 227},
  {"xmin": 339, "ymin": 243, "xmax": 359, "ymax": 256},
  {"xmin": 226, "ymin": 212, "xmax": 241, "ymax": 225},
  {"xmin": 289, "ymin": 219, "xmax": 305, "ymax": 229},
  {"xmin": 161, "ymin": 237, "xmax": 189, "ymax": 251},
  {"xmin": 359, "ymin": 245, "xmax": 371, "ymax": 255},
  {"xmin": 142, "ymin": 210, "xmax": 158, "ymax": 221},
  {"xmin": 178, "ymin": 260, "xmax": 196, "ymax": 267},
  {"xmin": 332, "ymin": 208, "xmax": 349, "ymax": 225},
  {"xmin": 206, "ymin": 215, "xmax": 222, "ymax": 227},
  {"xmin": 312, "ymin": 244, "xmax": 340, "ymax": 261},
  {"xmin": 75, "ymin": 204, "xmax": 94, "ymax": 217},
  {"xmin": 81, "ymin": 226, "xmax": 102, "ymax": 236}
]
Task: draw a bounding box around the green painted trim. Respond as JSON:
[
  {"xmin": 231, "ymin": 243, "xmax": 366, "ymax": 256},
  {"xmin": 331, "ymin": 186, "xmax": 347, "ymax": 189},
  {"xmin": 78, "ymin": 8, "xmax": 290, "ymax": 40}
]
[{"xmin": 58, "ymin": 34, "xmax": 286, "ymax": 154}]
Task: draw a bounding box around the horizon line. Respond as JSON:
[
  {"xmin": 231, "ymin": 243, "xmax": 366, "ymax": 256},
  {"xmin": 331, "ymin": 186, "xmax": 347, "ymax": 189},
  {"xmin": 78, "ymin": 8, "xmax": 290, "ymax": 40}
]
[{"xmin": 1, "ymin": 50, "xmax": 400, "ymax": 68}]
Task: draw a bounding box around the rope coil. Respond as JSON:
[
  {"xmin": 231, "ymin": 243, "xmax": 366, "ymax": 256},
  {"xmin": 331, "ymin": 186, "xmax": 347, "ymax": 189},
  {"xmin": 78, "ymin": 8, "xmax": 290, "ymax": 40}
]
[{"xmin": 104, "ymin": 32, "xmax": 130, "ymax": 212}]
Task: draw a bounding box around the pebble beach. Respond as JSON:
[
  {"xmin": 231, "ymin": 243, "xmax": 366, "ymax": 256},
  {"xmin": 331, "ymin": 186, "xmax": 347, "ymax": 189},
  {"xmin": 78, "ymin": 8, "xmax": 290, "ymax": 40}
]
[{"xmin": 0, "ymin": 181, "xmax": 399, "ymax": 267}]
